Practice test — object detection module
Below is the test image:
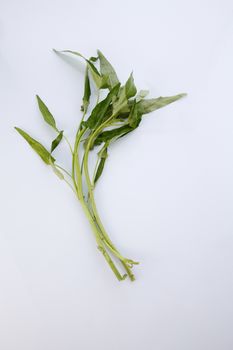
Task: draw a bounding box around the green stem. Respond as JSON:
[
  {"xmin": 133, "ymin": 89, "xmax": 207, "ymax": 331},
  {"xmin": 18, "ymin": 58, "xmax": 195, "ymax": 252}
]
[
  {"xmin": 77, "ymin": 191, "xmax": 126, "ymax": 281},
  {"xmin": 72, "ymin": 126, "xmax": 126, "ymax": 281},
  {"xmin": 63, "ymin": 178, "xmax": 76, "ymax": 194},
  {"xmin": 55, "ymin": 164, "xmax": 72, "ymax": 178},
  {"xmin": 83, "ymin": 118, "xmax": 137, "ymax": 280},
  {"xmin": 64, "ymin": 134, "xmax": 74, "ymax": 154}
]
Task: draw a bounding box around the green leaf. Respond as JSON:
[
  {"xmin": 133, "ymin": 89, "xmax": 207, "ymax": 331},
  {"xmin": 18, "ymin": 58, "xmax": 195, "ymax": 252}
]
[
  {"xmin": 36, "ymin": 95, "xmax": 57, "ymax": 130},
  {"xmin": 97, "ymin": 50, "xmax": 119, "ymax": 89},
  {"xmin": 81, "ymin": 66, "xmax": 91, "ymax": 114},
  {"xmin": 125, "ymin": 73, "xmax": 137, "ymax": 98},
  {"xmin": 137, "ymin": 93, "xmax": 187, "ymax": 114},
  {"xmin": 15, "ymin": 127, "xmax": 54, "ymax": 164},
  {"xmin": 97, "ymin": 142, "xmax": 109, "ymax": 158},
  {"xmin": 113, "ymin": 73, "xmax": 137, "ymax": 114},
  {"xmin": 93, "ymin": 125, "xmax": 133, "ymax": 147},
  {"xmin": 56, "ymin": 50, "xmax": 107, "ymax": 89},
  {"xmin": 87, "ymin": 59, "xmax": 106, "ymax": 88},
  {"xmin": 85, "ymin": 83, "xmax": 120, "ymax": 129},
  {"xmin": 94, "ymin": 144, "xmax": 108, "ymax": 185},
  {"xmin": 51, "ymin": 131, "xmax": 63, "ymax": 153},
  {"xmin": 128, "ymin": 100, "xmax": 142, "ymax": 128},
  {"xmin": 94, "ymin": 158, "xmax": 106, "ymax": 185},
  {"xmin": 113, "ymin": 86, "xmax": 126, "ymax": 114},
  {"xmin": 89, "ymin": 56, "xmax": 98, "ymax": 62}
]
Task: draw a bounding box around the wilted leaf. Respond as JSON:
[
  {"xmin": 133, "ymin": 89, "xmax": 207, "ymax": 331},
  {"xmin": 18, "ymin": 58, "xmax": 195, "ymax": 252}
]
[
  {"xmin": 15, "ymin": 127, "xmax": 54, "ymax": 164},
  {"xmin": 137, "ymin": 93, "xmax": 186, "ymax": 114},
  {"xmin": 51, "ymin": 130, "xmax": 63, "ymax": 153},
  {"xmin": 36, "ymin": 95, "xmax": 57, "ymax": 130},
  {"xmin": 87, "ymin": 59, "xmax": 106, "ymax": 88},
  {"xmin": 97, "ymin": 50, "xmax": 119, "ymax": 89},
  {"xmin": 56, "ymin": 50, "xmax": 107, "ymax": 89}
]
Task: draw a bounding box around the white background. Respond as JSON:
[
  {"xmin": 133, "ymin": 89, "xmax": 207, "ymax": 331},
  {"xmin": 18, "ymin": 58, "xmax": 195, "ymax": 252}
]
[{"xmin": 1, "ymin": 0, "xmax": 233, "ymax": 349}]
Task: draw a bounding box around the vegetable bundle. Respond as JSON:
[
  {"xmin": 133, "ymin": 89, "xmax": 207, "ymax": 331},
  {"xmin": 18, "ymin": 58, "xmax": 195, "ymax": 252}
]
[{"xmin": 15, "ymin": 49, "xmax": 186, "ymax": 281}]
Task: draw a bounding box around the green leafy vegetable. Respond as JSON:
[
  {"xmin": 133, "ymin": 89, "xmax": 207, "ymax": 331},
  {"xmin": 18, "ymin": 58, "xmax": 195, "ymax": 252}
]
[
  {"xmin": 137, "ymin": 93, "xmax": 186, "ymax": 114},
  {"xmin": 113, "ymin": 73, "xmax": 137, "ymax": 114},
  {"xmin": 85, "ymin": 83, "xmax": 120, "ymax": 129},
  {"xmin": 93, "ymin": 125, "xmax": 133, "ymax": 146},
  {"xmin": 15, "ymin": 48, "xmax": 186, "ymax": 282},
  {"xmin": 81, "ymin": 67, "xmax": 91, "ymax": 114},
  {"xmin": 56, "ymin": 50, "xmax": 108, "ymax": 89},
  {"xmin": 36, "ymin": 95, "xmax": 57, "ymax": 130},
  {"xmin": 15, "ymin": 127, "xmax": 54, "ymax": 164},
  {"xmin": 97, "ymin": 50, "xmax": 119, "ymax": 89},
  {"xmin": 51, "ymin": 130, "xmax": 63, "ymax": 152},
  {"xmin": 94, "ymin": 143, "xmax": 108, "ymax": 185},
  {"xmin": 125, "ymin": 72, "xmax": 137, "ymax": 98},
  {"xmin": 89, "ymin": 56, "xmax": 98, "ymax": 62},
  {"xmin": 128, "ymin": 100, "xmax": 142, "ymax": 128}
]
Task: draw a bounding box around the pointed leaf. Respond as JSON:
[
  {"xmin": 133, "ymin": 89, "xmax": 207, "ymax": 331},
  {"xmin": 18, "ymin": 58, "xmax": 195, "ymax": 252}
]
[
  {"xmin": 51, "ymin": 131, "xmax": 63, "ymax": 153},
  {"xmin": 56, "ymin": 50, "xmax": 107, "ymax": 89},
  {"xmin": 113, "ymin": 86, "xmax": 127, "ymax": 114},
  {"xmin": 36, "ymin": 95, "xmax": 57, "ymax": 130},
  {"xmin": 97, "ymin": 50, "xmax": 119, "ymax": 89},
  {"xmin": 94, "ymin": 158, "xmax": 106, "ymax": 185},
  {"xmin": 128, "ymin": 100, "xmax": 142, "ymax": 128},
  {"xmin": 125, "ymin": 73, "xmax": 137, "ymax": 98},
  {"xmin": 85, "ymin": 83, "xmax": 120, "ymax": 129},
  {"xmin": 87, "ymin": 59, "xmax": 106, "ymax": 88},
  {"xmin": 113, "ymin": 73, "xmax": 137, "ymax": 114},
  {"xmin": 15, "ymin": 127, "xmax": 54, "ymax": 164},
  {"xmin": 137, "ymin": 93, "xmax": 187, "ymax": 114},
  {"xmin": 94, "ymin": 144, "xmax": 108, "ymax": 185},
  {"xmin": 93, "ymin": 125, "xmax": 133, "ymax": 147},
  {"xmin": 81, "ymin": 66, "xmax": 91, "ymax": 114}
]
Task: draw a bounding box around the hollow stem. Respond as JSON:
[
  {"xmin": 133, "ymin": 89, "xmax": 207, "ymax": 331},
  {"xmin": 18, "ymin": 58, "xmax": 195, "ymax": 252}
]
[
  {"xmin": 72, "ymin": 126, "xmax": 127, "ymax": 281},
  {"xmin": 82, "ymin": 118, "xmax": 137, "ymax": 280}
]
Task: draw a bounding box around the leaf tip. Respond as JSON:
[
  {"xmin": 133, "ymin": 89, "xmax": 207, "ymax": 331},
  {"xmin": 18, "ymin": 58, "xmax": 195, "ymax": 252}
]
[
  {"xmin": 14, "ymin": 126, "xmax": 22, "ymax": 133},
  {"xmin": 97, "ymin": 49, "xmax": 103, "ymax": 58}
]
